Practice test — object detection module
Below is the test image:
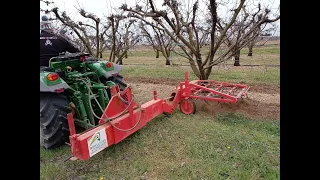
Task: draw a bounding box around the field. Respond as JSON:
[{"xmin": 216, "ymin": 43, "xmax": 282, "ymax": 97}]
[{"xmin": 40, "ymin": 43, "xmax": 280, "ymax": 180}]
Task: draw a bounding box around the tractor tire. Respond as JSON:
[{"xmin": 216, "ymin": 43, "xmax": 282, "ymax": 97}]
[
  {"xmin": 40, "ymin": 93, "xmax": 70, "ymax": 149},
  {"xmin": 101, "ymin": 74, "xmax": 127, "ymax": 99},
  {"xmin": 113, "ymin": 75, "xmax": 127, "ymax": 91},
  {"xmin": 108, "ymin": 74, "xmax": 127, "ymax": 91}
]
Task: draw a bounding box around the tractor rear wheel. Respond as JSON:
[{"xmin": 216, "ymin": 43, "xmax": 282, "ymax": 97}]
[
  {"xmin": 40, "ymin": 93, "xmax": 70, "ymax": 149},
  {"xmin": 113, "ymin": 74, "xmax": 127, "ymax": 91}
]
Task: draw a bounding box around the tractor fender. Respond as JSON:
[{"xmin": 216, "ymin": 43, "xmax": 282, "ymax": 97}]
[
  {"xmin": 102, "ymin": 63, "xmax": 123, "ymax": 79},
  {"xmin": 86, "ymin": 61, "xmax": 123, "ymax": 79},
  {"xmin": 40, "ymin": 81, "xmax": 70, "ymax": 93},
  {"xmin": 40, "ymin": 71, "xmax": 70, "ymax": 93}
]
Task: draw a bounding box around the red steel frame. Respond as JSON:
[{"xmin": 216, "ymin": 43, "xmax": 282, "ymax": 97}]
[{"xmin": 67, "ymin": 72, "xmax": 249, "ymax": 161}]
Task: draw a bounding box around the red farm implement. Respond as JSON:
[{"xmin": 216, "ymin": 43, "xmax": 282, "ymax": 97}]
[{"xmin": 66, "ymin": 72, "xmax": 249, "ymax": 161}]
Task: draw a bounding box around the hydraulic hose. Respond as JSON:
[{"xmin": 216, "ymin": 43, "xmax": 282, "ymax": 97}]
[{"xmin": 81, "ymin": 79, "xmax": 142, "ymax": 132}]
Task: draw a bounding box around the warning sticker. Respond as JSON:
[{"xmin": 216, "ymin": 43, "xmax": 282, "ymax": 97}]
[{"xmin": 87, "ymin": 128, "xmax": 108, "ymax": 157}]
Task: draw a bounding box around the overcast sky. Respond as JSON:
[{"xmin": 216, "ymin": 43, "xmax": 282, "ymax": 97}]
[{"xmin": 40, "ymin": 0, "xmax": 280, "ymax": 35}]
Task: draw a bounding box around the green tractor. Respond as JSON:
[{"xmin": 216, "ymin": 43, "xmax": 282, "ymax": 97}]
[{"xmin": 40, "ymin": 52, "xmax": 127, "ymax": 149}]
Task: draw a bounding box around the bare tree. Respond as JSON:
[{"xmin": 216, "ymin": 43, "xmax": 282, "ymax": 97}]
[
  {"xmin": 120, "ymin": 0, "xmax": 279, "ymax": 79},
  {"xmin": 107, "ymin": 15, "xmax": 140, "ymax": 64},
  {"xmin": 120, "ymin": 0, "xmax": 242, "ymax": 79},
  {"xmin": 219, "ymin": 3, "xmax": 280, "ymax": 66},
  {"xmin": 44, "ymin": 5, "xmax": 139, "ymax": 64},
  {"xmin": 247, "ymin": 24, "xmax": 277, "ymax": 56},
  {"xmin": 51, "ymin": 7, "xmax": 111, "ymax": 59},
  {"xmin": 41, "ymin": 1, "xmax": 87, "ymax": 53},
  {"xmin": 140, "ymin": 22, "xmax": 175, "ymax": 65}
]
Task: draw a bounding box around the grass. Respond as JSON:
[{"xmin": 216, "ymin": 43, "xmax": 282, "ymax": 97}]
[
  {"xmin": 40, "ymin": 43, "xmax": 280, "ymax": 179},
  {"xmin": 40, "ymin": 113, "xmax": 280, "ymax": 180},
  {"xmin": 102, "ymin": 43, "xmax": 280, "ymax": 66},
  {"xmin": 121, "ymin": 65, "xmax": 280, "ymax": 86},
  {"xmin": 109, "ymin": 43, "xmax": 280, "ymax": 86}
]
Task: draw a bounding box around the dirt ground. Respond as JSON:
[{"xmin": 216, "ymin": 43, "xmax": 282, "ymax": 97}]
[{"xmin": 125, "ymin": 77, "xmax": 280, "ymax": 120}]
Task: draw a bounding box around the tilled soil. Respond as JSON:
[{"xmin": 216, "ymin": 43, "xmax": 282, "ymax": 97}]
[
  {"xmin": 125, "ymin": 78, "xmax": 280, "ymax": 120},
  {"xmin": 125, "ymin": 76, "xmax": 280, "ymax": 94}
]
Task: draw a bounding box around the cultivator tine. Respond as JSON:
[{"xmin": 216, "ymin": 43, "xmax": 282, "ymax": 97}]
[
  {"xmin": 163, "ymin": 112, "xmax": 172, "ymax": 119},
  {"xmin": 194, "ymin": 89, "xmax": 202, "ymax": 95},
  {"xmin": 214, "ymin": 85, "xmax": 223, "ymax": 91},
  {"xmin": 63, "ymin": 154, "xmax": 78, "ymax": 161},
  {"xmin": 64, "ymin": 156, "xmax": 78, "ymax": 162},
  {"xmin": 227, "ymin": 87, "xmax": 237, "ymax": 95},
  {"xmin": 236, "ymin": 87, "xmax": 250, "ymax": 99},
  {"xmin": 243, "ymin": 92, "xmax": 249, "ymax": 98},
  {"xmin": 194, "ymin": 83, "xmax": 211, "ymax": 95},
  {"xmin": 206, "ymin": 92, "xmax": 213, "ymax": 97},
  {"xmin": 64, "ymin": 156, "xmax": 73, "ymax": 162},
  {"xmin": 203, "ymin": 99, "xmax": 220, "ymax": 107}
]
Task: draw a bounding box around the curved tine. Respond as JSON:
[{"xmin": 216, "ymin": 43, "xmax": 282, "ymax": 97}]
[
  {"xmin": 200, "ymin": 91, "xmax": 220, "ymax": 107},
  {"xmin": 204, "ymin": 99, "xmax": 220, "ymax": 107}
]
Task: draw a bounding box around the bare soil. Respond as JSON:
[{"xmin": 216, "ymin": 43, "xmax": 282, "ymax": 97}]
[{"xmin": 125, "ymin": 78, "xmax": 280, "ymax": 120}]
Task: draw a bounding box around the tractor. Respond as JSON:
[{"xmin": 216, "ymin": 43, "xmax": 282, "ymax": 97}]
[{"xmin": 40, "ymin": 52, "xmax": 127, "ymax": 149}]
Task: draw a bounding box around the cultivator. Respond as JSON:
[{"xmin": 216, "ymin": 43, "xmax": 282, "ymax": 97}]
[{"xmin": 66, "ymin": 72, "xmax": 249, "ymax": 161}]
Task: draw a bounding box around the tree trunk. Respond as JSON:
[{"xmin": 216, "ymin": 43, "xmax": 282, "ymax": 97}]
[
  {"xmin": 118, "ymin": 58, "xmax": 123, "ymax": 65},
  {"xmin": 248, "ymin": 43, "xmax": 253, "ymax": 56},
  {"xmin": 234, "ymin": 50, "xmax": 241, "ymax": 66},
  {"xmin": 199, "ymin": 69, "xmax": 209, "ymax": 80},
  {"xmin": 99, "ymin": 52, "xmax": 103, "ymax": 58},
  {"xmin": 124, "ymin": 51, "xmax": 128, "ymax": 58},
  {"xmin": 189, "ymin": 61, "xmax": 201, "ymax": 79},
  {"xmin": 165, "ymin": 57, "xmax": 170, "ymax": 65},
  {"xmin": 156, "ymin": 50, "xmax": 159, "ymax": 58},
  {"xmin": 195, "ymin": 56, "xmax": 206, "ymax": 80},
  {"xmin": 110, "ymin": 18, "xmax": 116, "ymax": 63},
  {"xmin": 189, "ymin": 51, "xmax": 194, "ymax": 58},
  {"xmin": 199, "ymin": 70, "xmax": 208, "ymax": 80}
]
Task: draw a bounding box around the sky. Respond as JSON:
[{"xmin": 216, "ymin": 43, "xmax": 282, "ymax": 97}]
[{"xmin": 40, "ymin": 0, "xmax": 280, "ymax": 36}]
